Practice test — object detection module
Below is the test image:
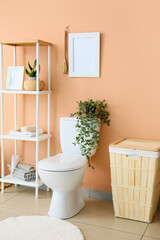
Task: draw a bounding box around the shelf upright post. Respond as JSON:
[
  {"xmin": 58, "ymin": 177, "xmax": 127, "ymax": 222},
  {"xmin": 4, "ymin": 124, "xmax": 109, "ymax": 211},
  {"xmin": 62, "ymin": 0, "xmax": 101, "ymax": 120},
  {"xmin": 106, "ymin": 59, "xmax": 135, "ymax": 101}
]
[
  {"xmin": 47, "ymin": 45, "xmax": 51, "ymax": 157},
  {"xmin": 47, "ymin": 45, "xmax": 51, "ymax": 192},
  {"xmin": 35, "ymin": 42, "xmax": 40, "ymax": 199},
  {"xmin": 14, "ymin": 46, "xmax": 17, "ymax": 155},
  {"xmin": 14, "ymin": 46, "xmax": 18, "ymax": 187},
  {"xmin": 0, "ymin": 43, "xmax": 4, "ymax": 193}
]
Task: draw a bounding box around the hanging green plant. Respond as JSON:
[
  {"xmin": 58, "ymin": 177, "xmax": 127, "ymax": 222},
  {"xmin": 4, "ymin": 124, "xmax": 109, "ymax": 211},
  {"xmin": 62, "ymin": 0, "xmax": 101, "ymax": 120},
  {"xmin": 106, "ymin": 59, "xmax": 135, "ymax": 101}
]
[{"xmin": 70, "ymin": 99, "xmax": 110, "ymax": 169}]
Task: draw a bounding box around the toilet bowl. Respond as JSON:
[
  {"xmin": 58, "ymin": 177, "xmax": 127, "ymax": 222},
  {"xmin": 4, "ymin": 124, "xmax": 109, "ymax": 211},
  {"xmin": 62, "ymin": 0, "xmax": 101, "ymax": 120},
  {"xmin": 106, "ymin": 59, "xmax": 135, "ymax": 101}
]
[
  {"xmin": 38, "ymin": 153, "xmax": 87, "ymax": 219},
  {"xmin": 38, "ymin": 117, "xmax": 98, "ymax": 219}
]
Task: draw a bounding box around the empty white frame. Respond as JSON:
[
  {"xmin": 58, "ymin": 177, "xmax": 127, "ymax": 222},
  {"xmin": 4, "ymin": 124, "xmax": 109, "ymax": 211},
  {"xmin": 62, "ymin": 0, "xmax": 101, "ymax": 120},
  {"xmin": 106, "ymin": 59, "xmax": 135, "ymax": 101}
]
[
  {"xmin": 69, "ymin": 32, "xmax": 100, "ymax": 77},
  {"xmin": 6, "ymin": 66, "xmax": 24, "ymax": 90}
]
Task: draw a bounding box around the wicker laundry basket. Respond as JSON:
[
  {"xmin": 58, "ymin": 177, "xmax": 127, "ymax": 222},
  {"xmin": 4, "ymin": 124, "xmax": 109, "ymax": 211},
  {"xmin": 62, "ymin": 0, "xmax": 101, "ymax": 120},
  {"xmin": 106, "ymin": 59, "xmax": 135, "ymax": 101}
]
[{"xmin": 109, "ymin": 138, "xmax": 160, "ymax": 223}]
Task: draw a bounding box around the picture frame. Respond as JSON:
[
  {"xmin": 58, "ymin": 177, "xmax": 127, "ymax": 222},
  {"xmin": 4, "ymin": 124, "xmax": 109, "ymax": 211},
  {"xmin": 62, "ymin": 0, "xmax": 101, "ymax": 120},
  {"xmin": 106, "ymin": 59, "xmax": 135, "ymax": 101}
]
[
  {"xmin": 68, "ymin": 32, "xmax": 100, "ymax": 77},
  {"xmin": 6, "ymin": 66, "xmax": 24, "ymax": 90}
]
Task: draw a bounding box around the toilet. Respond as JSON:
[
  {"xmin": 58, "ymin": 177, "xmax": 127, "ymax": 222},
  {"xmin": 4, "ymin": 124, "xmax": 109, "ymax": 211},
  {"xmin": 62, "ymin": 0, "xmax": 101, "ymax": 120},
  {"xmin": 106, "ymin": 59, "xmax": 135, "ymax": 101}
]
[{"xmin": 38, "ymin": 117, "xmax": 98, "ymax": 219}]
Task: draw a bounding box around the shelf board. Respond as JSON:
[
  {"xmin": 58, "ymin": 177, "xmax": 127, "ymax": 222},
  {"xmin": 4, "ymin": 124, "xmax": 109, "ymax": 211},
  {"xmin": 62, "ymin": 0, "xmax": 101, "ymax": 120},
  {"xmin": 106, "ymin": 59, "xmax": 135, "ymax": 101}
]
[
  {"xmin": 1, "ymin": 40, "xmax": 53, "ymax": 47},
  {"xmin": 0, "ymin": 133, "xmax": 52, "ymax": 142},
  {"xmin": 1, "ymin": 175, "xmax": 43, "ymax": 187},
  {"xmin": 0, "ymin": 90, "xmax": 52, "ymax": 95}
]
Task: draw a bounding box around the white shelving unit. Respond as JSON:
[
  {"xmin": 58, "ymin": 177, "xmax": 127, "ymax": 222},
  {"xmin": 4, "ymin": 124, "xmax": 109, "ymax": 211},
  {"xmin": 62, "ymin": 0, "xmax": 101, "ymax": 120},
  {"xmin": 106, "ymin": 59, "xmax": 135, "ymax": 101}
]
[{"xmin": 0, "ymin": 40, "xmax": 52, "ymax": 199}]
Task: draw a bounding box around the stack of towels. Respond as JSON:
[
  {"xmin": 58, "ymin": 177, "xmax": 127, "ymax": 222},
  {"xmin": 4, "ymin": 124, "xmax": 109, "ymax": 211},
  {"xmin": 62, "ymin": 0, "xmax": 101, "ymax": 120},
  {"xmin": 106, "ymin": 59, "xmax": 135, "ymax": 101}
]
[
  {"xmin": 13, "ymin": 163, "xmax": 36, "ymax": 182},
  {"xmin": 11, "ymin": 155, "xmax": 36, "ymax": 182},
  {"xmin": 10, "ymin": 126, "xmax": 43, "ymax": 137}
]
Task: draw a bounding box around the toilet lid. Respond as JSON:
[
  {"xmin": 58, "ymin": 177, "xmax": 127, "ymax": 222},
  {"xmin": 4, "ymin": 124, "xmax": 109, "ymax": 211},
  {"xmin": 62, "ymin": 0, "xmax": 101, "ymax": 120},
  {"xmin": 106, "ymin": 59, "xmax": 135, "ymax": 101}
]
[{"xmin": 38, "ymin": 153, "xmax": 87, "ymax": 172}]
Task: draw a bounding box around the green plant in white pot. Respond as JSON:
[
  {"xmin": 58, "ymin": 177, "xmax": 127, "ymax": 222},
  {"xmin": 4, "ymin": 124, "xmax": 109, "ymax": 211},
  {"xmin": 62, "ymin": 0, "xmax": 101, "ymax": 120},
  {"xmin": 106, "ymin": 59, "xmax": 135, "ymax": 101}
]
[
  {"xmin": 24, "ymin": 59, "xmax": 45, "ymax": 91},
  {"xmin": 71, "ymin": 99, "xmax": 110, "ymax": 169}
]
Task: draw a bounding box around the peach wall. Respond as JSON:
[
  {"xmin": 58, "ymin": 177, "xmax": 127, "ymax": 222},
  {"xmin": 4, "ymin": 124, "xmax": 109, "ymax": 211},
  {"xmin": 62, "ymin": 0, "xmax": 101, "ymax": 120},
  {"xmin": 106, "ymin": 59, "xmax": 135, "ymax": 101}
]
[{"xmin": 0, "ymin": 0, "xmax": 160, "ymax": 191}]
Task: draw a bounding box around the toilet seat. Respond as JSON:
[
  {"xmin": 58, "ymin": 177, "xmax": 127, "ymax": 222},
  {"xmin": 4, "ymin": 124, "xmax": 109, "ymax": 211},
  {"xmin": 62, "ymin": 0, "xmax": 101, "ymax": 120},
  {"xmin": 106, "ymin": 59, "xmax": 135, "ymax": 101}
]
[{"xmin": 38, "ymin": 153, "xmax": 87, "ymax": 172}]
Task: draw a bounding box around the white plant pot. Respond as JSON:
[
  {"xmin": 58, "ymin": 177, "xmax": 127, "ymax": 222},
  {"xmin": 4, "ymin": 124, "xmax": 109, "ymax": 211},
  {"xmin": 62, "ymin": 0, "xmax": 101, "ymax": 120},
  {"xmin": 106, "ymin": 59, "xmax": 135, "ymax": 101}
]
[{"xmin": 29, "ymin": 77, "xmax": 36, "ymax": 80}]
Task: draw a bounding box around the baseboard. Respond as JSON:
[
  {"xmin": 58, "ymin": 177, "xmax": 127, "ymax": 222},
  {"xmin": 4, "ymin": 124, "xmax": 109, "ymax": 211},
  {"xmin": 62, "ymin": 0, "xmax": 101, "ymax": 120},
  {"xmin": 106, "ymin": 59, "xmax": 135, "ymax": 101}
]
[
  {"xmin": 39, "ymin": 185, "xmax": 160, "ymax": 210},
  {"xmin": 82, "ymin": 188, "xmax": 160, "ymax": 210},
  {"xmin": 82, "ymin": 188, "xmax": 112, "ymax": 200},
  {"xmin": 39, "ymin": 184, "xmax": 48, "ymax": 191}
]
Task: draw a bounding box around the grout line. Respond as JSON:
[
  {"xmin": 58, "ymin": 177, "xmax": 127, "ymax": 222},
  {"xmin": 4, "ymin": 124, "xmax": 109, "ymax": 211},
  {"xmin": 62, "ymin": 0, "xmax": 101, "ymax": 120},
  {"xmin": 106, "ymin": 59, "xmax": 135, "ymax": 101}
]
[
  {"xmin": 0, "ymin": 205, "xmax": 48, "ymax": 216},
  {"xmin": 0, "ymin": 189, "xmax": 27, "ymax": 205},
  {"xmin": 144, "ymin": 234, "xmax": 160, "ymax": 240},
  {"xmin": 69, "ymin": 219, "xmax": 144, "ymax": 237},
  {"xmin": 139, "ymin": 224, "xmax": 150, "ymax": 240},
  {"xmin": 0, "ymin": 205, "xmax": 44, "ymax": 216}
]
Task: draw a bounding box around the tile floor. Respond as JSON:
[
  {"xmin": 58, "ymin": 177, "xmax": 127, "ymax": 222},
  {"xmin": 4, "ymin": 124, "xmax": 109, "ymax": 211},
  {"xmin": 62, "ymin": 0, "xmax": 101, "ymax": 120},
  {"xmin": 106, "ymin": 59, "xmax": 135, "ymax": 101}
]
[{"xmin": 0, "ymin": 185, "xmax": 159, "ymax": 240}]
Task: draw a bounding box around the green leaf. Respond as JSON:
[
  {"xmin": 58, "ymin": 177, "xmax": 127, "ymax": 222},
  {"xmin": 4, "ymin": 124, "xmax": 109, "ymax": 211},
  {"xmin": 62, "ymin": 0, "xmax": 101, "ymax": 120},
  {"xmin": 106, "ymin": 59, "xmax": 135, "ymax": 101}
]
[
  {"xmin": 28, "ymin": 61, "xmax": 32, "ymax": 71},
  {"xmin": 32, "ymin": 59, "xmax": 40, "ymax": 75},
  {"xmin": 25, "ymin": 68, "xmax": 32, "ymax": 77},
  {"xmin": 32, "ymin": 59, "xmax": 37, "ymax": 70},
  {"xmin": 31, "ymin": 69, "xmax": 36, "ymax": 77}
]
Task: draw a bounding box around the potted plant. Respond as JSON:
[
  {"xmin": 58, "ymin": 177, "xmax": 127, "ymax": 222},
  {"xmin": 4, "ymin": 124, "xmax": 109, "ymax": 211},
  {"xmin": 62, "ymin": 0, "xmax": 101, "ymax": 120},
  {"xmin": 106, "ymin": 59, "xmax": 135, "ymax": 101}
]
[
  {"xmin": 24, "ymin": 59, "xmax": 45, "ymax": 91},
  {"xmin": 71, "ymin": 99, "xmax": 110, "ymax": 169}
]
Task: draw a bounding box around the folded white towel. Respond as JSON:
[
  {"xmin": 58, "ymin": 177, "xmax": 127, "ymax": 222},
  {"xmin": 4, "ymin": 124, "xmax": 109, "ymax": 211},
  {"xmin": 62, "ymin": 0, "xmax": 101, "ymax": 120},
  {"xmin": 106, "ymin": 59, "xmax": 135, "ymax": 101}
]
[
  {"xmin": 9, "ymin": 129, "xmax": 44, "ymax": 137},
  {"xmin": 21, "ymin": 126, "xmax": 36, "ymax": 132}
]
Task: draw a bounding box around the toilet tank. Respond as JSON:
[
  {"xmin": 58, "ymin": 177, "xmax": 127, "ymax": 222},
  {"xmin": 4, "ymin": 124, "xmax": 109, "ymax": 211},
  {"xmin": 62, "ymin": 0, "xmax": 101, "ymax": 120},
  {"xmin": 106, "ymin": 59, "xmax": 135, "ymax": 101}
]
[{"xmin": 60, "ymin": 117, "xmax": 98, "ymax": 156}]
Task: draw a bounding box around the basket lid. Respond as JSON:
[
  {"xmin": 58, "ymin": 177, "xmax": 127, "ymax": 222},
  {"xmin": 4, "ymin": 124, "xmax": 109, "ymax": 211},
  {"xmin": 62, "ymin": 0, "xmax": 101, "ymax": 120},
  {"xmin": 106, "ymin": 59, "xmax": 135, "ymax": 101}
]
[{"xmin": 110, "ymin": 138, "xmax": 160, "ymax": 152}]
